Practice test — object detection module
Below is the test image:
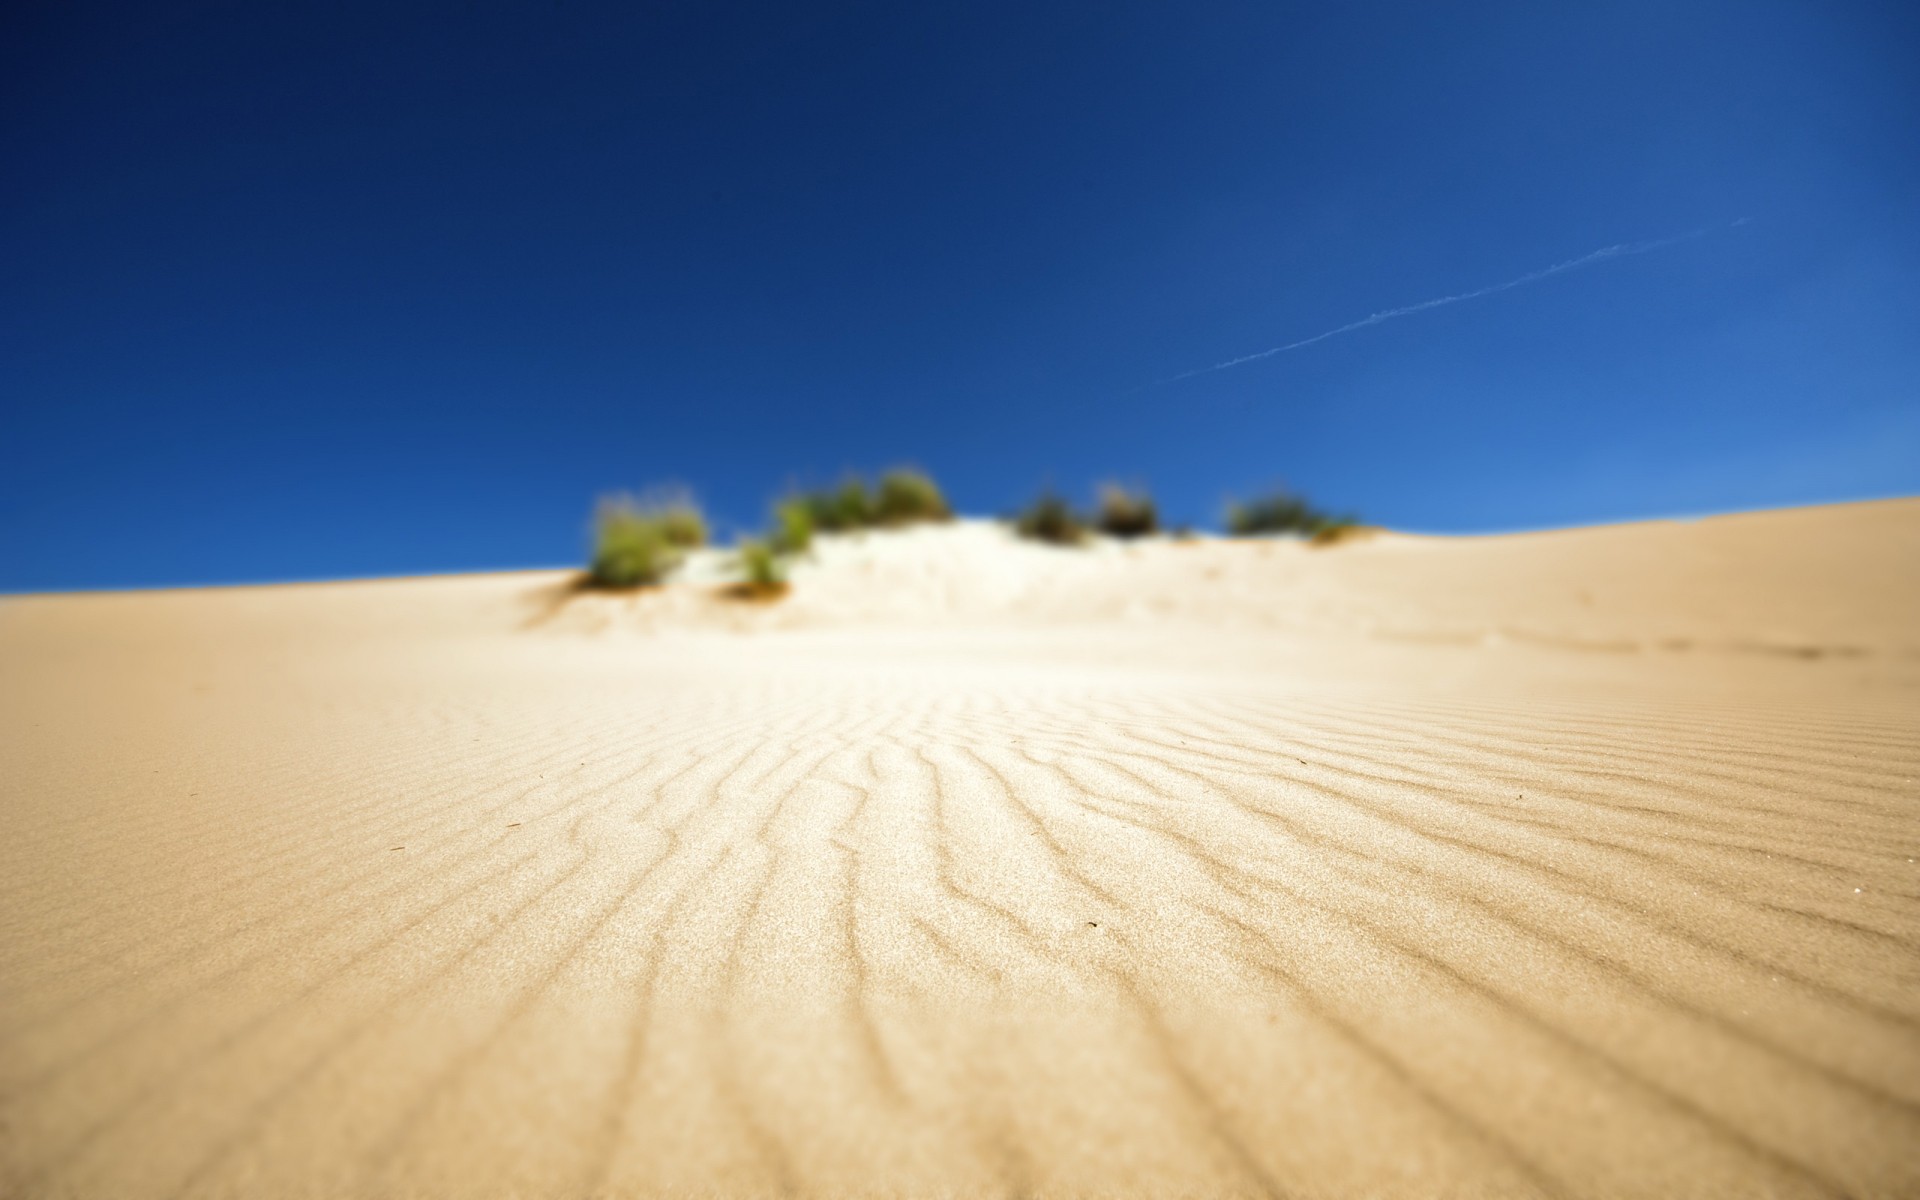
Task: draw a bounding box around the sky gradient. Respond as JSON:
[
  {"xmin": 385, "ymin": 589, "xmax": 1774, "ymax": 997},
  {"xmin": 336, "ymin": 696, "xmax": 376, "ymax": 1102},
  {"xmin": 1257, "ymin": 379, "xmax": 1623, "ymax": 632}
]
[{"xmin": 4, "ymin": 0, "xmax": 1917, "ymax": 590}]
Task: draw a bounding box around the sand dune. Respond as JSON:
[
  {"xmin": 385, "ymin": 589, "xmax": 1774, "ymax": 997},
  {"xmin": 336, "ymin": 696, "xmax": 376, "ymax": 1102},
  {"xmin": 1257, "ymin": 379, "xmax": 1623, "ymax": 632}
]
[{"xmin": 3, "ymin": 500, "xmax": 1918, "ymax": 1197}]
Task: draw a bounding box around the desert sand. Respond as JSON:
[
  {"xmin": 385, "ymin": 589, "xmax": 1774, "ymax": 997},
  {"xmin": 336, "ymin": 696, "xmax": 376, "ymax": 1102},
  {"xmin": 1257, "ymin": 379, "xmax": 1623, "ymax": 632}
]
[{"xmin": 3, "ymin": 499, "xmax": 1918, "ymax": 1198}]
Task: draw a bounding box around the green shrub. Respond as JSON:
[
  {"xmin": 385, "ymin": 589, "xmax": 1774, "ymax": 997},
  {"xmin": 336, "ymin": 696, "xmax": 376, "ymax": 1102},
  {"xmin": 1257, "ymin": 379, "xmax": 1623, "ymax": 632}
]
[
  {"xmin": 789, "ymin": 471, "xmax": 948, "ymax": 533},
  {"xmin": 797, "ymin": 490, "xmax": 839, "ymax": 532},
  {"xmin": 1095, "ymin": 484, "xmax": 1158, "ymax": 538},
  {"xmin": 1014, "ymin": 491, "xmax": 1087, "ymax": 546},
  {"xmin": 658, "ymin": 501, "xmax": 708, "ymax": 548},
  {"xmin": 771, "ymin": 499, "xmax": 814, "ymax": 553},
  {"xmin": 874, "ymin": 468, "xmax": 950, "ymax": 525},
  {"xmin": 796, "ymin": 479, "xmax": 873, "ymax": 532},
  {"xmin": 1226, "ymin": 489, "xmax": 1350, "ymax": 537},
  {"xmin": 737, "ymin": 538, "xmax": 786, "ymax": 588},
  {"xmin": 588, "ymin": 495, "xmax": 693, "ymax": 587},
  {"xmin": 832, "ymin": 478, "xmax": 874, "ymax": 529}
]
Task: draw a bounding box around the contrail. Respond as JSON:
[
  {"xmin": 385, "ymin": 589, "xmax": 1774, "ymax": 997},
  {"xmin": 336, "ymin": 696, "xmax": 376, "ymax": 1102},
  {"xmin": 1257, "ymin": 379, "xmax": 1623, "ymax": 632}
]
[{"xmin": 1150, "ymin": 219, "xmax": 1746, "ymax": 387}]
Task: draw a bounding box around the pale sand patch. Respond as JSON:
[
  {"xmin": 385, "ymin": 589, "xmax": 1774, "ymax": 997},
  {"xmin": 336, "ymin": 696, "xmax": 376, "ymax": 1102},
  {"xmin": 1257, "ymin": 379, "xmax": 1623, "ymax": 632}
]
[{"xmin": 2, "ymin": 499, "xmax": 1917, "ymax": 1197}]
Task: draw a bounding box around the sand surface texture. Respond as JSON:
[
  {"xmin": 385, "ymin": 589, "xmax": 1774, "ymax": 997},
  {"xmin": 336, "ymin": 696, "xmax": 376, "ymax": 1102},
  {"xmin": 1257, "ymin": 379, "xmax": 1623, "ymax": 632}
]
[{"xmin": 4, "ymin": 500, "xmax": 1919, "ymax": 1198}]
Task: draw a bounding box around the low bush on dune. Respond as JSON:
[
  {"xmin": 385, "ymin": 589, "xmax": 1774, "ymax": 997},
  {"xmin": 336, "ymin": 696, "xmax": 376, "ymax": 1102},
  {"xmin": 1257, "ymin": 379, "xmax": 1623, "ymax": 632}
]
[
  {"xmin": 1014, "ymin": 491, "xmax": 1088, "ymax": 546},
  {"xmin": 740, "ymin": 539, "xmax": 784, "ymax": 585},
  {"xmin": 789, "ymin": 468, "xmax": 950, "ymax": 534},
  {"xmin": 795, "ymin": 490, "xmax": 839, "ymax": 533},
  {"xmin": 578, "ymin": 472, "xmax": 1367, "ymax": 598},
  {"xmin": 1095, "ymin": 484, "xmax": 1158, "ymax": 538},
  {"xmin": 795, "ymin": 478, "xmax": 873, "ymax": 532},
  {"xmin": 1308, "ymin": 519, "xmax": 1371, "ymax": 547},
  {"xmin": 1013, "ymin": 484, "xmax": 1166, "ymax": 544},
  {"xmin": 771, "ymin": 498, "xmax": 814, "ymax": 553},
  {"xmin": 874, "ymin": 468, "xmax": 951, "ymax": 525},
  {"xmin": 1225, "ymin": 490, "xmax": 1317, "ymax": 535},
  {"xmin": 1225, "ymin": 489, "xmax": 1360, "ymax": 542},
  {"xmin": 725, "ymin": 538, "xmax": 790, "ymax": 600},
  {"xmin": 831, "ymin": 478, "xmax": 874, "ymax": 529},
  {"xmin": 588, "ymin": 493, "xmax": 705, "ymax": 587},
  {"xmin": 657, "ymin": 500, "xmax": 708, "ymax": 549}
]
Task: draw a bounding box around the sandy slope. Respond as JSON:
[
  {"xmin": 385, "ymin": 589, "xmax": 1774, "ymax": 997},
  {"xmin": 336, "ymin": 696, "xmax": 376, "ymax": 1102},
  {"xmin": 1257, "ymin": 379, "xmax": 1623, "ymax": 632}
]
[{"xmin": 2, "ymin": 499, "xmax": 1917, "ymax": 1198}]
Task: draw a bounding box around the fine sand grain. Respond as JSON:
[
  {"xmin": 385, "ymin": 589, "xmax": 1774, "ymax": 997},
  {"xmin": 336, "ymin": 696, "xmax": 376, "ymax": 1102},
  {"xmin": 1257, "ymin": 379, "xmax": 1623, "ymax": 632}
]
[{"xmin": 3, "ymin": 500, "xmax": 1918, "ymax": 1197}]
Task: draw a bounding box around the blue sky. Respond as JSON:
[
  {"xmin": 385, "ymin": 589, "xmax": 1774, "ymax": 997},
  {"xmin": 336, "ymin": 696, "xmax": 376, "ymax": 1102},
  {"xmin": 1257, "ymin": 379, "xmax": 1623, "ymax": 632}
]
[{"xmin": 3, "ymin": 0, "xmax": 1916, "ymax": 590}]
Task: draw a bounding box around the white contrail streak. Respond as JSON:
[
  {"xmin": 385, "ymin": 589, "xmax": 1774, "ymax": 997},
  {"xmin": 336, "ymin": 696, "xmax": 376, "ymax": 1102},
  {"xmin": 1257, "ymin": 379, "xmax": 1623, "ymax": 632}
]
[{"xmin": 1154, "ymin": 220, "xmax": 1744, "ymax": 387}]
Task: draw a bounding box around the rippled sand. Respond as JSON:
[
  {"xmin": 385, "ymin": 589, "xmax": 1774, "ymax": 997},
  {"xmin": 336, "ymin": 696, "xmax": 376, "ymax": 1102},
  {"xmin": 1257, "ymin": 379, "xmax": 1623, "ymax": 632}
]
[{"xmin": 4, "ymin": 501, "xmax": 1917, "ymax": 1197}]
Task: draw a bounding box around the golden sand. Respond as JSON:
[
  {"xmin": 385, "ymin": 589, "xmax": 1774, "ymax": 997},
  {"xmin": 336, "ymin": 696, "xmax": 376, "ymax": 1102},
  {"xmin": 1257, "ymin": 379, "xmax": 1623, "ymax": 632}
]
[{"xmin": 3, "ymin": 500, "xmax": 1917, "ymax": 1197}]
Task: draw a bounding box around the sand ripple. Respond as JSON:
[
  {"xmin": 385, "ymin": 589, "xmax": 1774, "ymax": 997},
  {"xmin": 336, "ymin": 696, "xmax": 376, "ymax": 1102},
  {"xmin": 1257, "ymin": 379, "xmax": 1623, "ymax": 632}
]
[{"xmin": 3, "ymin": 505, "xmax": 1918, "ymax": 1196}]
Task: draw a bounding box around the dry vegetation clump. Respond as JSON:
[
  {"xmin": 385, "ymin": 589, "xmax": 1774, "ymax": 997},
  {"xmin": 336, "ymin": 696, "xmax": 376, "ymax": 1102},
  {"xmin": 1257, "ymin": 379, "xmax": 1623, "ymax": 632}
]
[
  {"xmin": 771, "ymin": 499, "xmax": 814, "ymax": 553},
  {"xmin": 1308, "ymin": 521, "xmax": 1374, "ymax": 547},
  {"xmin": 1015, "ymin": 491, "xmax": 1087, "ymax": 546},
  {"xmin": 658, "ymin": 501, "xmax": 708, "ymax": 549},
  {"xmin": 1095, "ymin": 484, "xmax": 1158, "ymax": 538},
  {"xmin": 791, "ymin": 468, "xmax": 950, "ymax": 534},
  {"xmin": 723, "ymin": 538, "xmax": 790, "ymax": 601},
  {"xmin": 577, "ymin": 471, "xmax": 1365, "ymax": 598},
  {"xmin": 875, "ymin": 469, "xmax": 951, "ymax": 525},
  {"xmin": 1226, "ymin": 489, "xmax": 1360, "ymax": 542},
  {"xmin": 588, "ymin": 493, "xmax": 706, "ymax": 587},
  {"xmin": 795, "ymin": 478, "xmax": 872, "ymax": 532},
  {"xmin": 830, "ymin": 478, "xmax": 874, "ymax": 529}
]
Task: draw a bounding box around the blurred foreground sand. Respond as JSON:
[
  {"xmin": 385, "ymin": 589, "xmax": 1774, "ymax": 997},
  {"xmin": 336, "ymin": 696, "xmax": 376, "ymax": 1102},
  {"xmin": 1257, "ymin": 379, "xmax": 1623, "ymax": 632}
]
[{"xmin": 3, "ymin": 500, "xmax": 1918, "ymax": 1197}]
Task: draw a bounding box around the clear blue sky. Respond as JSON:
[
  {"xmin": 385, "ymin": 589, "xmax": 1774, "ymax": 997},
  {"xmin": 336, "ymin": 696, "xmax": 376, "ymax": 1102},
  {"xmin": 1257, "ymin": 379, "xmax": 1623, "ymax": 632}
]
[{"xmin": 4, "ymin": 0, "xmax": 1916, "ymax": 590}]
